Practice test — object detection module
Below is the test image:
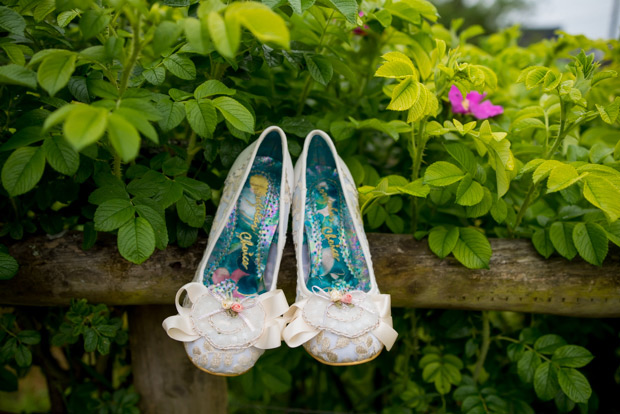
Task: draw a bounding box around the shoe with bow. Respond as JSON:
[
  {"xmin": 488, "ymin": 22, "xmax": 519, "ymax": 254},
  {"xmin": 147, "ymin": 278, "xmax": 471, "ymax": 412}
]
[
  {"xmin": 283, "ymin": 130, "xmax": 398, "ymax": 366},
  {"xmin": 163, "ymin": 126, "xmax": 293, "ymax": 376}
]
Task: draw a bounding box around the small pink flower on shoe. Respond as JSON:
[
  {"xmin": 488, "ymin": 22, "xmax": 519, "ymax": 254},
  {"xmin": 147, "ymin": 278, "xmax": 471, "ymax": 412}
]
[
  {"xmin": 231, "ymin": 302, "xmax": 243, "ymax": 313},
  {"xmin": 341, "ymin": 293, "xmax": 353, "ymax": 304}
]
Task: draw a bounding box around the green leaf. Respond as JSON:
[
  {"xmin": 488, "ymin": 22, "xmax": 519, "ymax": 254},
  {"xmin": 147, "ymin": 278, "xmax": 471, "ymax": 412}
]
[
  {"xmin": 407, "ymin": 83, "xmax": 437, "ymax": 122},
  {"xmin": 79, "ymin": 9, "xmax": 110, "ymax": 40},
  {"xmin": 549, "ymin": 222, "xmax": 577, "ymax": 260},
  {"xmin": 194, "ymin": 80, "xmax": 236, "ymax": 99},
  {"xmin": 207, "ymin": 11, "xmax": 239, "ymax": 59},
  {"xmin": 375, "ymin": 59, "xmax": 417, "ymax": 79},
  {"xmin": 428, "ymin": 226, "xmax": 459, "ymax": 259},
  {"xmin": 572, "ymin": 222, "xmax": 608, "ymax": 266},
  {"xmin": 1, "ymin": 147, "xmax": 45, "ymax": 196},
  {"xmin": 152, "ymin": 21, "xmax": 183, "ymax": 56},
  {"xmin": 43, "ymin": 136, "xmax": 79, "ymax": 175},
  {"xmin": 398, "ymin": 179, "xmax": 430, "ymax": 197},
  {"xmin": 175, "ymin": 176, "xmax": 211, "ymax": 200},
  {"xmin": 185, "ymin": 99, "xmax": 217, "ymax": 138},
  {"xmin": 388, "ymin": 77, "xmax": 419, "ymax": 111},
  {"xmin": 57, "ymin": 10, "xmax": 78, "ymax": 27},
  {"xmin": 83, "ymin": 222, "xmax": 97, "ymax": 250},
  {"xmin": 0, "ymin": 64, "xmax": 37, "ymax": 89},
  {"xmin": 532, "ymin": 228, "xmax": 554, "ymax": 259},
  {"xmin": 546, "ymin": 164, "xmax": 584, "ymax": 193},
  {"xmin": 607, "ymin": 221, "xmax": 620, "ymax": 247},
  {"xmin": 444, "ymin": 143, "xmax": 476, "ymax": 175},
  {"xmin": 17, "ymin": 330, "xmax": 41, "ymax": 345},
  {"xmin": 226, "ymin": 2, "xmax": 290, "ymax": 49},
  {"xmin": 534, "ymin": 334, "xmax": 567, "ymax": 354},
  {"xmin": 305, "ymin": 55, "xmax": 333, "ymax": 86},
  {"xmin": 134, "ymin": 198, "xmax": 168, "ymax": 250},
  {"xmin": 534, "ymin": 361, "xmax": 560, "ymax": 401},
  {"xmin": 423, "ymin": 161, "xmax": 465, "ymax": 186},
  {"xmin": 87, "ymin": 79, "xmax": 118, "ymax": 99},
  {"xmin": 213, "ymin": 97, "xmax": 254, "ymax": 133},
  {"xmin": 489, "ymin": 197, "xmax": 507, "ymax": 224},
  {"xmin": 114, "ymin": 108, "xmax": 158, "ymax": 144},
  {"xmin": 83, "ymin": 327, "xmax": 97, "ymax": 352},
  {"xmin": 117, "ymin": 217, "xmax": 156, "ymax": 264},
  {"xmin": 0, "ymin": 6, "xmax": 26, "ymax": 35},
  {"xmin": 557, "ymin": 368, "xmax": 592, "ymax": 403},
  {"xmin": 455, "ymin": 175, "xmax": 484, "ymax": 206},
  {"xmin": 63, "ymin": 105, "xmax": 108, "ymax": 151},
  {"xmin": 143, "ymin": 67, "xmax": 166, "ymax": 85},
  {"xmin": 94, "ymin": 199, "xmax": 135, "ymax": 232},
  {"xmin": 156, "ymin": 98, "xmax": 185, "ymax": 132},
  {"xmin": 517, "ymin": 350, "xmax": 541, "ymax": 383},
  {"xmin": 0, "ymin": 252, "xmax": 19, "ymax": 280},
  {"xmin": 596, "ymin": 97, "xmax": 620, "ymax": 124},
  {"xmin": 37, "ymin": 53, "xmax": 77, "ymax": 96},
  {"xmin": 465, "ymin": 188, "xmax": 493, "ymax": 218},
  {"xmin": 107, "ymin": 113, "xmax": 141, "ymax": 162},
  {"xmin": 162, "ymin": 157, "xmax": 188, "ymax": 177},
  {"xmin": 553, "ymin": 346, "xmax": 594, "ymax": 368},
  {"xmin": 324, "ymin": 0, "xmax": 358, "ymax": 23},
  {"xmin": 0, "ymin": 127, "xmax": 44, "ymax": 152},
  {"xmin": 421, "ymin": 358, "xmax": 462, "ymax": 394},
  {"xmin": 14, "ymin": 346, "xmax": 32, "ymax": 367},
  {"xmin": 452, "ymin": 227, "xmax": 492, "ymax": 269},
  {"xmin": 177, "ymin": 195, "xmax": 206, "ymax": 228},
  {"xmin": 163, "ymin": 54, "xmax": 196, "ymax": 80},
  {"xmin": 582, "ymin": 176, "xmax": 620, "ymax": 222},
  {"xmin": 184, "ymin": 17, "xmax": 211, "ymax": 54}
]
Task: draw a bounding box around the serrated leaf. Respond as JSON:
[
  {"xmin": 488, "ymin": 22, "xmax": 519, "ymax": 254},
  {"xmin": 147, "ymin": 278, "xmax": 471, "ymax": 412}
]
[
  {"xmin": 134, "ymin": 198, "xmax": 168, "ymax": 250},
  {"xmin": 549, "ymin": 222, "xmax": 577, "ymax": 260},
  {"xmin": 375, "ymin": 60, "xmax": 417, "ymax": 79},
  {"xmin": 117, "ymin": 217, "xmax": 156, "ymax": 264},
  {"xmin": 185, "ymin": 99, "xmax": 217, "ymax": 138},
  {"xmin": 227, "ymin": 2, "xmax": 290, "ymax": 49},
  {"xmin": 582, "ymin": 176, "xmax": 620, "ymax": 222},
  {"xmin": 213, "ymin": 97, "xmax": 254, "ymax": 133},
  {"xmin": 207, "ymin": 11, "xmax": 239, "ymax": 59},
  {"xmin": 94, "ymin": 199, "xmax": 135, "ymax": 232},
  {"xmin": 557, "ymin": 368, "xmax": 591, "ymax": 403},
  {"xmin": 43, "ymin": 135, "xmax": 79, "ymax": 175},
  {"xmin": 1, "ymin": 147, "xmax": 45, "ymax": 196},
  {"xmin": 79, "ymin": 9, "xmax": 110, "ymax": 40},
  {"xmin": 305, "ymin": 54, "xmax": 333, "ymax": 86},
  {"xmin": 163, "ymin": 54, "xmax": 196, "ymax": 80},
  {"xmin": 324, "ymin": 0, "xmax": 358, "ymax": 23},
  {"xmin": 107, "ymin": 113, "xmax": 141, "ymax": 162},
  {"xmin": 452, "ymin": 227, "xmax": 492, "ymax": 269},
  {"xmin": 0, "ymin": 64, "xmax": 37, "ymax": 89},
  {"xmin": 534, "ymin": 361, "xmax": 560, "ymax": 401},
  {"xmin": 37, "ymin": 53, "xmax": 76, "ymax": 96},
  {"xmin": 428, "ymin": 226, "xmax": 459, "ymax": 259},
  {"xmin": 535, "ymin": 334, "xmax": 567, "ymax": 354},
  {"xmin": 553, "ymin": 346, "xmax": 594, "ymax": 368},
  {"xmin": 0, "ymin": 252, "xmax": 19, "ymax": 280},
  {"xmin": 114, "ymin": 108, "xmax": 158, "ymax": 144},
  {"xmin": 194, "ymin": 79, "xmax": 236, "ymax": 99},
  {"xmin": 424, "ymin": 161, "xmax": 465, "ymax": 186},
  {"xmin": 572, "ymin": 222, "xmax": 608, "ymax": 266},
  {"xmin": 156, "ymin": 98, "xmax": 185, "ymax": 132},
  {"xmin": 14, "ymin": 346, "xmax": 32, "ymax": 367},
  {"xmin": 398, "ymin": 178, "xmax": 429, "ymax": 197},
  {"xmin": 388, "ymin": 77, "xmax": 419, "ymax": 111},
  {"xmin": 143, "ymin": 67, "xmax": 166, "ymax": 85},
  {"xmin": 176, "ymin": 195, "xmax": 206, "ymax": 228},
  {"xmin": 455, "ymin": 175, "xmax": 484, "ymax": 206},
  {"xmin": 532, "ymin": 228, "xmax": 554, "ymax": 259},
  {"xmin": 63, "ymin": 105, "xmax": 108, "ymax": 151}
]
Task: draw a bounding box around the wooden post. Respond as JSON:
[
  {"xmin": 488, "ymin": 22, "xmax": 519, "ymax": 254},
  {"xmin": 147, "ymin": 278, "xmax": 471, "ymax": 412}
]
[{"xmin": 129, "ymin": 305, "xmax": 228, "ymax": 414}]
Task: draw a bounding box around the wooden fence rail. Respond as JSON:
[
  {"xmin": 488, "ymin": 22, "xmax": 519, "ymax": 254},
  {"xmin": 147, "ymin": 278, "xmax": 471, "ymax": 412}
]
[
  {"xmin": 3, "ymin": 232, "xmax": 620, "ymax": 317},
  {"xmin": 3, "ymin": 232, "xmax": 620, "ymax": 413}
]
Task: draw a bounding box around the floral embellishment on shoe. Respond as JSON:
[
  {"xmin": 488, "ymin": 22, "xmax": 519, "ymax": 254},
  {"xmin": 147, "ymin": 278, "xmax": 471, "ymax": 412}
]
[{"xmin": 449, "ymin": 84, "xmax": 503, "ymax": 119}]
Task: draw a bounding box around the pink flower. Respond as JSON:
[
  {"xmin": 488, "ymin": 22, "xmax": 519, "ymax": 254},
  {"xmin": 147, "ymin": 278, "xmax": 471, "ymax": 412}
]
[
  {"xmin": 353, "ymin": 10, "xmax": 369, "ymax": 36},
  {"xmin": 231, "ymin": 302, "xmax": 243, "ymax": 313},
  {"xmin": 448, "ymin": 85, "xmax": 503, "ymax": 119},
  {"xmin": 341, "ymin": 293, "xmax": 353, "ymax": 304}
]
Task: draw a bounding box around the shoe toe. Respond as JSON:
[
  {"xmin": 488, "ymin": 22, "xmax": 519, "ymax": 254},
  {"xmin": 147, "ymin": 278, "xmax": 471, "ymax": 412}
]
[
  {"xmin": 185, "ymin": 337, "xmax": 264, "ymax": 376},
  {"xmin": 303, "ymin": 330, "xmax": 383, "ymax": 365}
]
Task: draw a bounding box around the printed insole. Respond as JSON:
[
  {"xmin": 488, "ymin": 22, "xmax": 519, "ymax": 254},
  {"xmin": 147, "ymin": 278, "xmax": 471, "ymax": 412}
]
[
  {"xmin": 203, "ymin": 156, "xmax": 281, "ymax": 296},
  {"xmin": 304, "ymin": 166, "xmax": 365, "ymax": 292}
]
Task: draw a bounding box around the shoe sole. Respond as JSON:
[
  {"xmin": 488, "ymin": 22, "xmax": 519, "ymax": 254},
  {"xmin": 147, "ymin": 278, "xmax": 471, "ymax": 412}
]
[
  {"xmin": 185, "ymin": 352, "xmax": 253, "ymax": 377},
  {"xmin": 305, "ymin": 347, "xmax": 383, "ymax": 366}
]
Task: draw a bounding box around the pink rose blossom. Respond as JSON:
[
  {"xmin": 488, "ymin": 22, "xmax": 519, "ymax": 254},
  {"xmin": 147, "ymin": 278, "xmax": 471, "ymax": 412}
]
[
  {"xmin": 449, "ymin": 85, "xmax": 503, "ymax": 120},
  {"xmin": 341, "ymin": 293, "xmax": 353, "ymax": 304},
  {"xmin": 231, "ymin": 302, "xmax": 243, "ymax": 313}
]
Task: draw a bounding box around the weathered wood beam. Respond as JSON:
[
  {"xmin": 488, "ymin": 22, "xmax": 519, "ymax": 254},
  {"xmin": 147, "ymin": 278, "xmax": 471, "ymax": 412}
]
[{"xmin": 3, "ymin": 232, "xmax": 620, "ymax": 317}]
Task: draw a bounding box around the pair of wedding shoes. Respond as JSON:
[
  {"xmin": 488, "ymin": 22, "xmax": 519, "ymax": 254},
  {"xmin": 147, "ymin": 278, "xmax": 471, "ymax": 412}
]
[{"xmin": 162, "ymin": 126, "xmax": 398, "ymax": 376}]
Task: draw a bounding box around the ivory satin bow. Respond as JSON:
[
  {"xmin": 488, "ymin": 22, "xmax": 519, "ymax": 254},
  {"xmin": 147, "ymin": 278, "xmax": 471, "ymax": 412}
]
[
  {"xmin": 282, "ymin": 288, "xmax": 398, "ymax": 351},
  {"xmin": 162, "ymin": 282, "xmax": 289, "ymax": 350}
]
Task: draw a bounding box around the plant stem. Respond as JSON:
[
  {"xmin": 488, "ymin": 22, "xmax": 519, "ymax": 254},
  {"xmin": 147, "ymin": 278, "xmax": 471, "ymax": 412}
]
[
  {"xmin": 296, "ymin": 74, "xmax": 313, "ymax": 116},
  {"xmin": 113, "ymin": 154, "xmax": 122, "ymax": 179},
  {"xmin": 118, "ymin": 12, "xmax": 142, "ymax": 97},
  {"xmin": 510, "ymin": 96, "xmax": 568, "ymax": 235},
  {"xmin": 495, "ymin": 335, "xmax": 551, "ymax": 362},
  {"xmin": 473, "ymin": 311, "xmax": 490, "ymax": 383},
  {"xmin": 410, "ymin": 118, "xmax": 428, "ymax": 233}
]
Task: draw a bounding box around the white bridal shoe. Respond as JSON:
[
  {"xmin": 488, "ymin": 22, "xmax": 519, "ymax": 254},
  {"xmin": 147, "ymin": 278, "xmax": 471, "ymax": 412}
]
[
  {"xmin": 163, "ymin": 126, "xmax": 293, "ymax": 376},
  {"xmin": 282, "ymin": 130, "xmax": 398, "ymax": 365}
]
